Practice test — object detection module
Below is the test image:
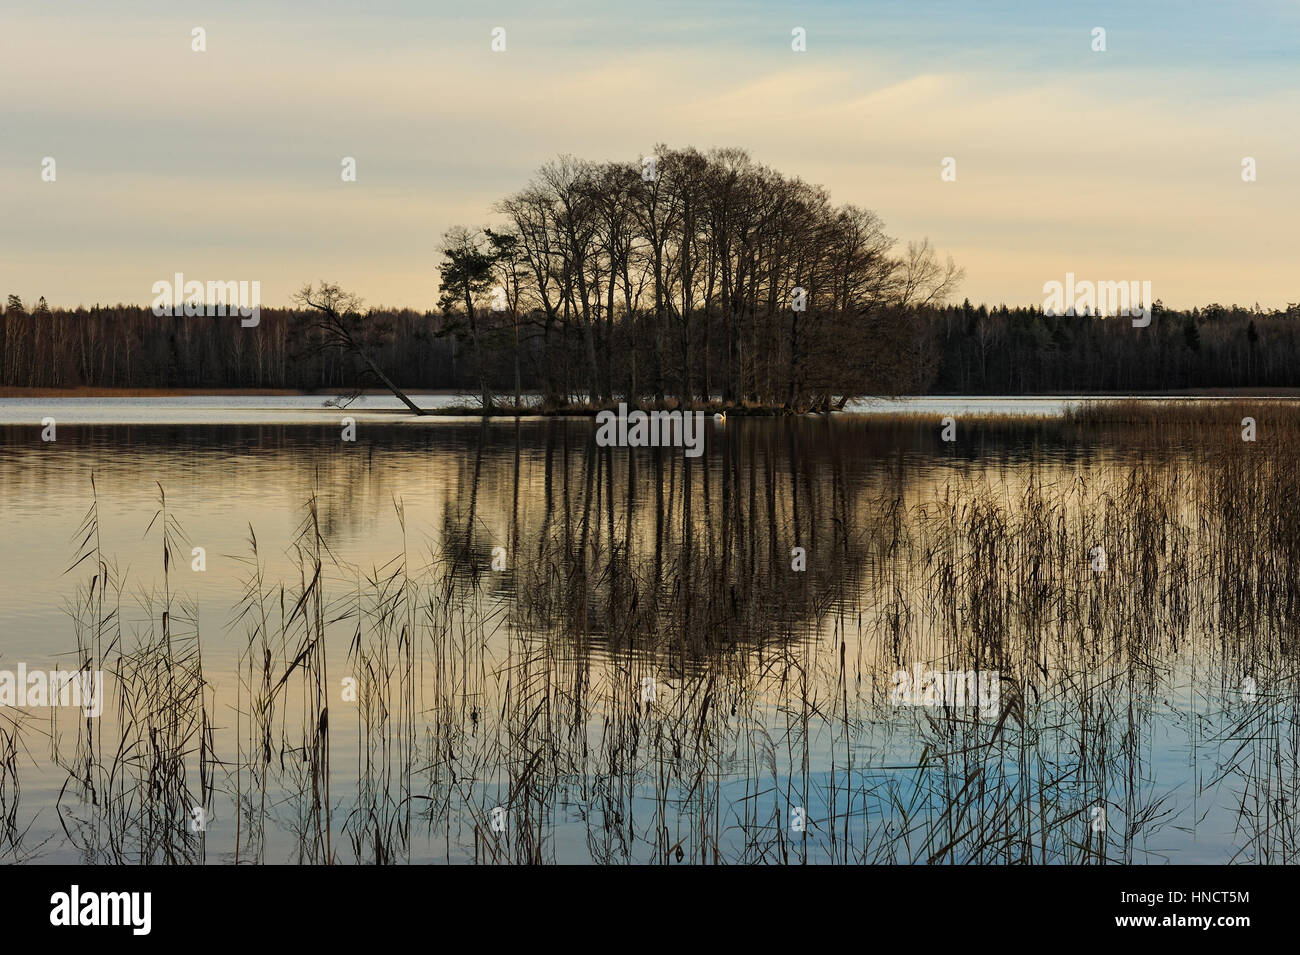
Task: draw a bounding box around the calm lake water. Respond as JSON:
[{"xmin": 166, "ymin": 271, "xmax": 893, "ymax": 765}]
[{"xmin": 0, "ymin": 397, "xmax": 1292, "ymax": 864}]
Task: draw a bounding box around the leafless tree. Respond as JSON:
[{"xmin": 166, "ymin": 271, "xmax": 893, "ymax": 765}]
[
  {"xmin": 893, "ymin": 238, "xmax": 965, "ymax": 309},
  {"xmin": 451, "ymin": 146, "xmax": 966, "ymax": 411},
  {"xmin": 294, "ymin": 282, "xmax": 426, "ymax": 415}
]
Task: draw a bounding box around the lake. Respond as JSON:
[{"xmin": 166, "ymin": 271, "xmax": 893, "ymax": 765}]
[{"xmin": 0, "ymin": 396, "xmax": 1293, "ymax": 864}]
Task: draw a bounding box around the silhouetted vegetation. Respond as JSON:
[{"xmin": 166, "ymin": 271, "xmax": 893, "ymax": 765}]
[
  {"xmin": 929, "ymin": 298, "xmax": 1300, "ymax": 394},
  {"xmin": 6, "ymin": 294, "xmax": 1300, "ymax": 399},
  {"xmin": 441, "ymin": 147, "xmax": 963, "ymax": 410},
  {"xmin": 6, "ymin": 293, "xmax": 1300, "ymax": 400},
  {"xmin": 5, "ymin": 147, "xmax": 1300, "ymax": 401},
  {"xmin": 4, "ymin": 408, "xmax": 1298, "ymax": 862}
]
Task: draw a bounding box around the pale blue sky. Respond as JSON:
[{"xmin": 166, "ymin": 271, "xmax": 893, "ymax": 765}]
[{"xmin": 3, "ymin": 0, "xmax": 1297, "ymax": 310}]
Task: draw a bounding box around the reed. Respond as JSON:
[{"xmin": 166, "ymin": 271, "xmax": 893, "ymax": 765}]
[{"xmin": 5, "ymin": 407, "xmax": 1297, "ymax": 863}]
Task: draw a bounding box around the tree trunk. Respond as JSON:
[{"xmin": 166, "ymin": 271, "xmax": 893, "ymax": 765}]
[
  {"xmin": 360, "ymin": 350, "xmax": 426, "ymax": 415},
  {"xmin": 513, "ymin": 314, "xmax": 522, "ymax": 408}
]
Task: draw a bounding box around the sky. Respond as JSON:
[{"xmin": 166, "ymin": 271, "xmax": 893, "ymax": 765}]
[{"xmin": 2, "ymin": 0, "xmax": 1298, "ymax": 311}]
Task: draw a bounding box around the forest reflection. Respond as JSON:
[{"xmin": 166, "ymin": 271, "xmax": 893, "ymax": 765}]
[{"xmin": 0, "ymin": 412, "xmax": 1294, "ymax": 864}]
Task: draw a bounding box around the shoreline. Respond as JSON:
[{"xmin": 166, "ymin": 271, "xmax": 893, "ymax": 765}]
[
  {"xmin": 4, "ymin": 386, "xmax": 1300, "ymax": 399},
  {"xmin": 2, "ymin": 390, "xmax": 1298, "ymax": 427}
]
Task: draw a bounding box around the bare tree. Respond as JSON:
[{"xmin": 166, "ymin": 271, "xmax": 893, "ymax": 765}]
[
  {"xmin": 448, "ymin": 146, "xmax": 965, "ymax": 411},
  {"xmin": 892, "ymin": 238, "xmax": 965, "ymax": 309},
  {"xmin": 294, "ymin": 282, "xmax": 426, "ymax": 415},
  {"xmin": 497, "ymin": 186, "xmax": 563, "ymax": 405},
  {"xmin": 538, "ymin": 157, "xmax": 604, "ymax": 402},
  {"xmin": 486, "ymin": 228, "xmax": 527, "ymax": 408}
]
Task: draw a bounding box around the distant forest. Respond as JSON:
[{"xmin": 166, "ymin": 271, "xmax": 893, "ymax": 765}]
[
  {"xmin": 5, "ymin": 293, "xmax": 1298, "ymax": 398},
  {"xmin": 7, "ymin": 145, "xmax": 1300, "ymax": 402}
]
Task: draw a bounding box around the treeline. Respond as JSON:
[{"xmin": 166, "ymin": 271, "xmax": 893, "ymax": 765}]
[
  {"xmin": 931, "ymin": 299, "xmax": 1300, "ymax": 394},
  {"xmin": 5, "ymin": 146, "xmax": 967, "ymax": 406},
  {"xmin": 5, "ymin": 144, "xmax": 1300, "ymax": 399},
  {"xmin": 5, "ymin": 293, "xmax": 1300, "ymax": 397},
  {"xmin": 0, "ymin": 294, "xmax": 455, "ymax": 391}
]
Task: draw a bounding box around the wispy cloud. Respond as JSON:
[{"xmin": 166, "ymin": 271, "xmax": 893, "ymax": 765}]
[{"xmin": 2, "ymin": 0, "xmax": 1296, "ymax": 309}]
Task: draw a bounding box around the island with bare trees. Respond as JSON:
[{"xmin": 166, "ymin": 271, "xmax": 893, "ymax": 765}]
[{"xmin": 5, "ymin": 147, "xmax": 1299, "ymax": 412}]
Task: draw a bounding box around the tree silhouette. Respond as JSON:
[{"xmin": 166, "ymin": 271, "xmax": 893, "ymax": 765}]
[
  {"xmin": 294, "ymin": 282, "xmax": 426, "ymax": 415},
  {"xmin": 437, "ymin": 227, "xmax": 497, "ymax": 410}
]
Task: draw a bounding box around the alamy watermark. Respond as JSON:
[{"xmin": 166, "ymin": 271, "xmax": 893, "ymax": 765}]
[
  {"xmin": 1043, "ymin": 272, "xmax": 1152, "ymax": 327},
  {"xmin": 891, "ymin": 664, "xmax": 1000, "ymax": 717},
  {"xmin": 50, "ymin": 885, "xmax": 150, "ymax": 935},
  {"xmin": 0, "ymin": 665, "xmax": 103, "ymax": 717},
  {"xmin": 151, "ymin": 272, "xmax": 261, "ymax": 327},
  {"xmin": 595, "ymin": 403, "xmax": 705, "ymax": 458}
]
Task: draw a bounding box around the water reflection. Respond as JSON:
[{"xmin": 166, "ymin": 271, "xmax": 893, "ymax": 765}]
[{"xmin": 0, "ymin": 415, "xmax": 1294, "ymax": 863}]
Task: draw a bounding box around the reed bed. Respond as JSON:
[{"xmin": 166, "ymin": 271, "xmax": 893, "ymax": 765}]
[{"xmin": 1, "ymin": 404, "xmax": 1296, "ymax": 863}]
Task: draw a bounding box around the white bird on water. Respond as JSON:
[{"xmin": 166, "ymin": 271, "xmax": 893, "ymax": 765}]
[{"xmin": 714, "ymin": 411, "xmax": 726, "ymax": 423}]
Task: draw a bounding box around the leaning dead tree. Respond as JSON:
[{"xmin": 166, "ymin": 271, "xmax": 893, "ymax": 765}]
[{"xmin": 294, "ymin": 282, "xmax": 427, "ymax": 416}]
